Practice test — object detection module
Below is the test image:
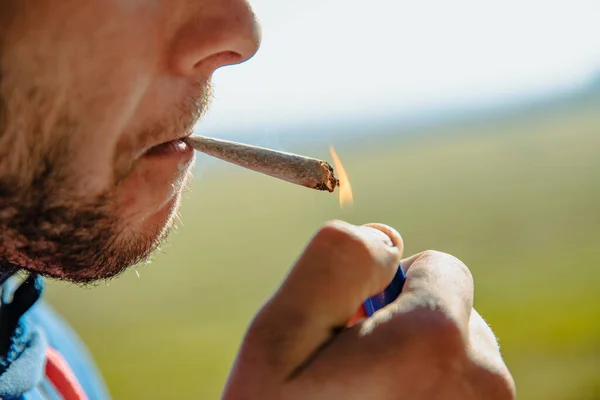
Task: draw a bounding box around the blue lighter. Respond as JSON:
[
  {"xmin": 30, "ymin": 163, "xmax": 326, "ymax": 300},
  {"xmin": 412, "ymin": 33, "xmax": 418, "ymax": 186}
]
[
  {"xmin": 363, "ymin": 264, "xmax": 406, "ymax": 316},
  {"xmin": 348, "ymin": 264, "xmax": 407, "ymax": 325}
]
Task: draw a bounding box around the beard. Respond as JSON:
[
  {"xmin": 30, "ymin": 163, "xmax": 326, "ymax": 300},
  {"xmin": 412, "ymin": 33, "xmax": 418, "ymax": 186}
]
[
  {"xmin": 0, "ymin": 106, "xmax": 178, "ymax": 285},
  {"xmin": 0, "ymin": 177, "xmax": 165, "ymax": 284},
  {"xmin": 0, "ymin": 68, "xmax": 210, "ymax": 285}
]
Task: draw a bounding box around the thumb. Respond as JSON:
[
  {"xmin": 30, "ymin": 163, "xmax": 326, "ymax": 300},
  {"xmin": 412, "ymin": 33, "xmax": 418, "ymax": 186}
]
[{"xmin": 228, "ymin": 220, "xmax": 404, "ymax": 384}]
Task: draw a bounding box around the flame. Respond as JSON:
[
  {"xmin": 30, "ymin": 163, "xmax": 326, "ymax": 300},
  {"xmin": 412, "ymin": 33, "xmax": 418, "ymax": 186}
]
[{"xmin": 329, "ymin": 146, "xmax": 354, "ymax": 207}]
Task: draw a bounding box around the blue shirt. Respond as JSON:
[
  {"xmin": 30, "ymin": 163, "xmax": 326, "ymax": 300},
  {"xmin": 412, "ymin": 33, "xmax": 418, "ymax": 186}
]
[{"xmin": 0, "ymin": 272, "xmax": 111, "ymax": 399}]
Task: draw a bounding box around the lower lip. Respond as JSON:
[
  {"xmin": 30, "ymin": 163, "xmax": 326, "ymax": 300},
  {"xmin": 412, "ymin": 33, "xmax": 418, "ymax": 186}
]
[
  {"xmin": 145, "ymin": 139, "xmax": 194, "ymax": 160},
  {"xmin": 140, "ymin": 139, "xmax": 195, "ymax": 178}
]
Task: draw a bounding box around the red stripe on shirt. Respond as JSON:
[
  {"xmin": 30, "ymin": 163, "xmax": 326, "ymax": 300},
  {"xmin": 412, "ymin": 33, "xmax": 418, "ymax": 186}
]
[{"xmin": 45, "ymin": 346, "xmax": 88, "ymax": 400}]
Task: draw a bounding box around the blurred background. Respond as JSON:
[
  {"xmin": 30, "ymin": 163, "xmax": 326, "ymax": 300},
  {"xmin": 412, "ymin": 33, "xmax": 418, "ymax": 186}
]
[{"xmin": 47, "ymin": 0, "xmax": 599, "ymax": 398}]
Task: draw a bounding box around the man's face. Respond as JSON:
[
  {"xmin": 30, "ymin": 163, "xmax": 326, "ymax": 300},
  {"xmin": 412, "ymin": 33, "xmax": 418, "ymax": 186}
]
[{"xmin": 0, "ymin": 0, "xmax": 260, "ymax": 283}]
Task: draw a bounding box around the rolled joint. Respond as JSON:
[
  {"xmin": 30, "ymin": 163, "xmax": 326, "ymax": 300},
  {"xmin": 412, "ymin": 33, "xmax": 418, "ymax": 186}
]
[{"xmin": 185, "ymin": 135, "xmax": 339, "ymax": 192}]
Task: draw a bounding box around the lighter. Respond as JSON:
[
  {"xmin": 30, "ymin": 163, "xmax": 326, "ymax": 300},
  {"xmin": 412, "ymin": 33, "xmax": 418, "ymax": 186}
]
[{"xmin": 347, "ymin": 264, "xmax": 406, "ymax": 325}]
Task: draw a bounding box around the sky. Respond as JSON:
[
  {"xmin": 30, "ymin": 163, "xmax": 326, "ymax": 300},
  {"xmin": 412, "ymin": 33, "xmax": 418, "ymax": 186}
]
[{"xmin": 197, "ymin": 0, "xmax": 600, "ymax": 136}]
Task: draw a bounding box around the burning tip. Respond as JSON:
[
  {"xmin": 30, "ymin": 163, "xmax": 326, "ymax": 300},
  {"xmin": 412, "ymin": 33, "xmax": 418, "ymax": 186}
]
[{"xmin": 329, "ymin": 146, "xmax": 353, "ymax": 207}]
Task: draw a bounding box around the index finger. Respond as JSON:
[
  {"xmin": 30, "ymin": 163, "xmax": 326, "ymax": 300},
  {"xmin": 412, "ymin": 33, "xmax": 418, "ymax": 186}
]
[{"xmin": 224, "ymin": 220, "xmax": 403, "ymax": 388}]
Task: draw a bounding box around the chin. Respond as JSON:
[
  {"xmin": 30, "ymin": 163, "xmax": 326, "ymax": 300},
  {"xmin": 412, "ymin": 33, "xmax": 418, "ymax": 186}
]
[
  {"xmin": 52, "ymin": 191, "xmax": 187, "ymax": 284},
  {"xmin": 3, "ymin": 147, "xmax": 195, "ymax": 284}
]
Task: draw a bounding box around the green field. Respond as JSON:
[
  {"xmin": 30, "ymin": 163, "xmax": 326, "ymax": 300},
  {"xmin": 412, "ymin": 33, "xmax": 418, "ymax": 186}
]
[{"xmin": 46, "ymin": 94, "xmax": 600, "ymax": 399}]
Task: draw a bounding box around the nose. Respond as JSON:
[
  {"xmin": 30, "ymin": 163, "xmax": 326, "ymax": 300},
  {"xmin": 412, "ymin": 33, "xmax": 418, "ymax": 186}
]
[{"xmin": 169, "ymin": 0, "xmax": 262, "ymax": 77}]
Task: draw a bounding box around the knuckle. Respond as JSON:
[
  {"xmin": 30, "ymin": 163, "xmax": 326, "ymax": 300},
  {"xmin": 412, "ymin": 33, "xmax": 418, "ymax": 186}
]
[
  {"xmin": 419, "ymin": 249, "xmax": 447, "ymax": 260},
  {"xmin": 309, "ymin": 221, "xmax": 387, "ymax": 292},
  {"xmin": 315, "ymin": 220, "xmax": 353, "ymax": 243},
  {"xmin": 419, "ymin": 250, "xmax": 473, "ymax": 282},
  {"xmin": 314, "ymin": 220, "xmax": 372, "ymax": 262}
]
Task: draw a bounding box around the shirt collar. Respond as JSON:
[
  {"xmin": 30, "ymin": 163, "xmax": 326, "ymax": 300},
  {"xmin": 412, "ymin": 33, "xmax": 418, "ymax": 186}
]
[{"xmin": 0, "ymin": 265, "xmax": 47, "ymax": 397}]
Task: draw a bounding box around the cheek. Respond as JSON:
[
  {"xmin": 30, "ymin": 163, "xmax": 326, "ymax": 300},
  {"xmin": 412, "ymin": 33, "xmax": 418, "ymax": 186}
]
[
  {"xmin": 3, "ymin": 1, "xmax": 165, "ymax": 195},
  {"xmin": 62, "ymin": 149, "xmax": 118, "ymax": 196}
]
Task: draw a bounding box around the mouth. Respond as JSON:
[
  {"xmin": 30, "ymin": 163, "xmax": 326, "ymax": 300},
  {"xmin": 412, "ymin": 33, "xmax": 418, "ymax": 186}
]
[
  {"xmin": 113, "ymin": 132, "xmax": 196, "ymax": 230},
  {"xmin": 141, "ymin": 129, "xmax": 194, "ymax": 157},
  {"xmin": 140, "ymin": 133, "xmax": 195, "ymax": 170},
  {"xmin": 145, "ymin": 138, "xmax": 191, "ymax": 157}
]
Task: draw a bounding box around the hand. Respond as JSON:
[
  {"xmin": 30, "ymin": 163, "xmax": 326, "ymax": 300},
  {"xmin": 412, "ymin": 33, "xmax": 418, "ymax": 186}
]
[{"xmin": 223, "ymin": 220, "xmax": 516, "ymax": 400}]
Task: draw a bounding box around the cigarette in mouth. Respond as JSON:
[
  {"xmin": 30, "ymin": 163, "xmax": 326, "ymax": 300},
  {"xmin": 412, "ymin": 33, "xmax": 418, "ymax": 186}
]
[{"xmin": 184, "ymin": 135, "xmax": 340, "ymax": 192}]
